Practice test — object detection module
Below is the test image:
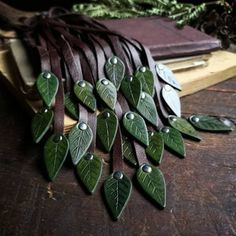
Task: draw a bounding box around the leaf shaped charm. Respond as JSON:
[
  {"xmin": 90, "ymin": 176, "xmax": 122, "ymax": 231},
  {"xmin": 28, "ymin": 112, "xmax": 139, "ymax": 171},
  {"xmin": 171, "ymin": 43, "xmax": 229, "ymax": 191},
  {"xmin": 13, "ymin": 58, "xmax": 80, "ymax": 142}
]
[
  {"xmin": 160, "ymin": 126, "xmax": 186, "ymax": 158},
  {"xmin": 105, "ymin": 56, "xmax": 125, "ymax": 90},
  {"xmin": 135, "ymin": 66, "xmax": 154, "ymax": 97},
  {"xmin": 68, "ymin": 122, "xmax": 93, "ymax": 165},
  {"xmin": 121, "ymin": 75, "xmax": 142, "ymax": 107},
  {"xmin": 136, "ymin": 164, "xmax": 166, "ymax": 208},
  {"xmin": 96, "ymin": 79, "xmax": 117, "ymax": 110},
  {"xmin": 76, "ymin": 153, "xmax": 103, "ymax": 194},
  {"xmin": 104, "ymin": 171, "xmax": 132, "ymax": 220},
  {"xmin": 44, "ymin": 134, "xmax": 69, "ymax": 181},
  {"xmin": 189, "ymin": 115, "xmax": 234, "ymax": 132},
  {"xmin": 137, "ymin": 92, "xmax": 158, "ymax": 127},
  {"xmin": 123, "ymin": 112, "xmax": 149, "ymax": 146},
  {"xmin": 161, "ymin": 84, "xmax": 181, "ymax": 117},
  {"xmin": 156, "ymin": 63, "xmax": 181, "ymax": 90},
  {"xmin": 31, "ymin": 108, "xmax": 53, "ymax": 143},
  {"xmin": 64, "ymin": 92, "xmax": 79, "ymax": 120},
  {"xmin": 146, "ymin": 132, "xmax": 164, "ymax": 165},
  {"xmin": 36, "ymin": 71, "xmax": 59, "ymax": 107},
  {"xmin": 74, "ymin": 80, "xmax": 96, "ymax": 112},
  {"xmin": 122, "ymin": 138, "xmax": 138, "ymax": 166},
  {"xmin": 97, "ymin": 109, "xmax": 118, "ymax": 152},
  {"xmin": 168, "ymin": 115, "xmax": 201, "ymax": 141}
]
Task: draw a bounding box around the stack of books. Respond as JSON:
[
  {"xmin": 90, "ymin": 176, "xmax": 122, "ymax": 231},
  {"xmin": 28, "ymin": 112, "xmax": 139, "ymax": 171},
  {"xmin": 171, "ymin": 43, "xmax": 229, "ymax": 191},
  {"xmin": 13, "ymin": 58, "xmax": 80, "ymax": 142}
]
[{"xmin": 1, "ymin": 16, "xmax": 236, "ymax": 131}]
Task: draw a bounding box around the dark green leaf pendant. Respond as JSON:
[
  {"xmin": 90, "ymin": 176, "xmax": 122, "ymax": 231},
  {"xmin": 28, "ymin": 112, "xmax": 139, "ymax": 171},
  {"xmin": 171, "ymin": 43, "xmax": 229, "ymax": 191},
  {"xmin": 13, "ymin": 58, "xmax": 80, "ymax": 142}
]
[{"xmin": 104, "ymin": 171, "xmax": 132, "ymax": 220}]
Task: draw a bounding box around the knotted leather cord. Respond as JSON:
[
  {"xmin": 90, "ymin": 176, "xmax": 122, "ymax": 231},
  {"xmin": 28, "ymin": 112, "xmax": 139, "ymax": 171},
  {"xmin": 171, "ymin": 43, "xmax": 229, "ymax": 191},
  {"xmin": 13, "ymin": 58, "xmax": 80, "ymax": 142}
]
[{"xmin": 21, "ymin": 9, "xmax": 176, "ymax": 168}]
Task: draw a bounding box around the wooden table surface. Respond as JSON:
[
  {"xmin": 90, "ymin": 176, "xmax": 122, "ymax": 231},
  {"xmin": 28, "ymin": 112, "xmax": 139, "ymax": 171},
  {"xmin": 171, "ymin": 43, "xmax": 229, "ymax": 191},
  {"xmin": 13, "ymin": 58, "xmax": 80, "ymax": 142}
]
[{"xmin": 0, "ymin": 77, "xmax": 236, "ymax": 236}]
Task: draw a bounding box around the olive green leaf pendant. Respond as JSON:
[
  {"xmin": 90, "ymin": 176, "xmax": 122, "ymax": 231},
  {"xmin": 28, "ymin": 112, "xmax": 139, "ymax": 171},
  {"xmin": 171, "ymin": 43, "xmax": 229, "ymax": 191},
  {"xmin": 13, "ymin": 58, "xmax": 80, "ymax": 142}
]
[
  {"xmin": 135, "ymin": 66, "xmax": 154, "ymax": 97},
  {"xmin": 104, "ymin": 171, "xmax": 132, "ymax": 220},
  {"xmin": 136, "ymin": 164, "xmax": 166, "ymax": 208},
  {"xmin": 76, "ymin": 153, "xmax": 103, "ymax": 194},
  {"xmin": 31, "ymin": 108, "xmax": 53, "ymax": 143},
  {"xmin": 121, "ymin": 75, "xmax": 142, "ymax": 107},
  {"xmin": 137, "ymin": 92, "xmax": 159, "ymax": 127},
  {"xmin": 146, "ymin": 131, "xmax": 164, "ymax": 165},
  {"xmin": 168, "ymin": 115, "xmax": 201, "ymax": 141},
  {"xmin": 44, "ymin": 134, "xmax": 69, "ymax": 181},
  {"xmin": 123, "ymin": 111, "xmax": 149, "ymax": 146},
  {"xmin": 122, "ymin": 138, "xmax": 138, "ymax": 167},
  {"xmin": 189, "ymin": 114, "xmax": 234, "ymax": 132},
  {"xmin": 68, "ymin": 122, "xmax": 93, "ymax": 165},
  {"xmin": 160, "ymin": 126, "xmax": 186, "ymax": 158},
  {"xmin": 36, "ymin": 71, "xmax": 59, "ymax": 107},
  {"xmin": 64, "ymin": 92, "xmax": 80, "ymax": 120},
  {"xmin": 96, "ymin": 78, "xmax": 117, "ymax": 110},
  {"xmin": 97, "ymin": 109, "xmax": 118, "ymax": 152},
  {"xmin": 74, "ymin": 80, "xmax": 97, "ymax": 112},
  {"xmin": 105, "ymin": 56, "xmax": 125, "ymax": 90}
]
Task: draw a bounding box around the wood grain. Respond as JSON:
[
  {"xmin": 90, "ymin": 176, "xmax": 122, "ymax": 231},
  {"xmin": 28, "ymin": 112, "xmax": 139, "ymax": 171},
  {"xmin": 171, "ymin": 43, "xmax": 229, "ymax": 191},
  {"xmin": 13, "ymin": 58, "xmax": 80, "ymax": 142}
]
[{"xmin": 0, "ymin": 73, "xmax": 236, "ymax": 235}]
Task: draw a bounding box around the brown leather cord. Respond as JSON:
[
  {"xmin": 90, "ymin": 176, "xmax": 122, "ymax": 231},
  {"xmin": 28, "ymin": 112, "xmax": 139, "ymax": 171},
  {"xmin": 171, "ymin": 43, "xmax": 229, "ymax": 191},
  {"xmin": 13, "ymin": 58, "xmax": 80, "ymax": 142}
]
[{"xmin": 47, "ymin": 41, "xmax": 65, "ymax": 135}]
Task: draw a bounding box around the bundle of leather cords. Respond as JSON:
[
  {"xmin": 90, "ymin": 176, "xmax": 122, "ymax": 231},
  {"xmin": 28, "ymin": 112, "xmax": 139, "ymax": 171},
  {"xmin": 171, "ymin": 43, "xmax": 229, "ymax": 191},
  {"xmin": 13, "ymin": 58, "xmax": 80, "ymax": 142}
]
[{"xmin": 20, "ymin": 7, "xmax": 234, "ymax": 220}]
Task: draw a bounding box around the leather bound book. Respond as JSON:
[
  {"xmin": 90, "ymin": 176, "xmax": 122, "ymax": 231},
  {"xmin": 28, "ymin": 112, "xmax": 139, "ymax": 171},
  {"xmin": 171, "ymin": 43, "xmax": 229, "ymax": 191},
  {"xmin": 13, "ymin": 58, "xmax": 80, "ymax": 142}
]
[{"xmin": 101, "ymin": 16, "xmax": 221, "ymax": 60}]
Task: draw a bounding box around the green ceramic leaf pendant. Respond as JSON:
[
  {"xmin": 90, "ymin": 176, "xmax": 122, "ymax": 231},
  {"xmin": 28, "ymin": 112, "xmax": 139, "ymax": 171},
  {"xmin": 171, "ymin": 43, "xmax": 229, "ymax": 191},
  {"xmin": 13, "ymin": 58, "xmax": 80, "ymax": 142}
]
[
  {"xmin": 31, "ymin": 108, "xmax": 53, "ymax": 143},
  {"xmin": 105, "ymin": 56, "xmax": 125, "ymax": 90},
  {"xmin": 135, "ymin": 66, "xmax": 154, "ymax": 97},
  {"xmin": 120, "ymin": 75, "xmax": 142, "ymax": 107},
  {"xmin": 104, "ymin": 171, "xmax": 132, "ymax": 220},
  {"xmin": 74, "ymin": 80, "xmax": 96, "ymax": 112},
  {"xmin": 122, "ymin": 138, "xmax": 138, "ymax": 166},
  {"xmin": 97, "ymin": 109, "xmax": 118, "ymax": 152},
  {"xmin": 146, "ymin": 132, "xmax": 164, "ymax": 165},
  {"xmin": 137, "ymin": 92, "xmax": 158, "ymax": 127},
  {"xmin": 76, "ymin": 153, "xmax": 103, "ymax": 194},
  {"xmin": 64, "ymin": 92, "xmax": 79, "ymax": 120},
  {"xmin": 168, "ymin": 115, "xmax": 201, "ymax": 141},
  {"xmin": 189, "ymin": 115, "xmax": 234, "ymax": 132},
  {"xmin": 161, "ymin": 84, "xmax": 181, "ymax": 117},
  {"xmin": 160, "ymin": 126, "xmax": 186, "ymax": 158},
  {"xmin": 123, "ymin": 112, "xmax": 149, "ymax": 146},
  {"xmin": 156, "ymin": 63, "xmax": 181, "ymax": 91},
  {"xmin": 136, "ymin": 164, "xmax": 166, "ymax": 208},
  {"xmin": 96, "ymin": 79, "xmax": 117, "ymax": 110},
  {"xmin": 68, "ymin": 122, "xmax": 93, "ymax": 165},
  {"xmin": 44, "ymin": 134, "xmax": 69, "ymax": 181},
  {"xmin": 36, "ymin": 71, "xmax": 59, "ymax": 107}
]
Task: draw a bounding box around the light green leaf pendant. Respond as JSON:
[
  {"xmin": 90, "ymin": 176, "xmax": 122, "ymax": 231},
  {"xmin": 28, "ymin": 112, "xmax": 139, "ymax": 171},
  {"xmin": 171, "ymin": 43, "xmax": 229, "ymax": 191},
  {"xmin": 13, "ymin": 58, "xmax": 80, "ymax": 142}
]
[
  {"xmin": 76, "ymin": 153, "xmax": 103, "ymax": 194},
  {"xmin": 160, "ymin": 126, "xmax": 186, "ymax": 158},
  {"xmin": 68, "ymin": 122, "xmax": 93, "ymax": 165},
  {"xmin": 136, "ymin": 163, "xmax": 166, "ymax": 208},
  {"xmin": 189, "ymin": 114, "xmax": 234, "ymax": 132},
  {"xmin": 104, "ymin": 171, "xmax": 132, "ymax": 220},
  {"xmin": 123, "ymin": 111, "xmax": 149, "ymax": 146},
  {"xmin": 96, "ymin": 79, "xmax": 117, "ymax": 110},
  {"xmin": 105, "ymin": 56, "xmax": 125, "ymax": 90},
  {"xmin": 74, "ymin": 80, "xmax": 96, "ymax": 112},
  {"xmin": 122, "ymin": 138, "xmax": 138, "ymax": 166},
  {"xmin": 120, "ymin": 75, "xmax": 142, "ymax": 107},
  {"xmin": 64, "ymin": 92, "xmax": 79, "ymax": 120},
  {"xmin": 137, "ymin": 92, "xmax": 158, "ymax": 126},
  {"xmin": 97, "ymin": 109, "xmax": 118, "ymax": 152},
  {"xmin": 135, "ymin": 66, "xmax": 154, "ymax": 97},
  {"xmin": 168, "ymin": 115, "xmax": 201, "ymax": 141},
  {"xmin": 36, "ymin": 71, "xmax": 59, "ymax": 107},
  {"xmin": 156, "ymin": 63, "xmax": 181, "ymax": 91},
  {"xmin": 146, "ymin": 131, "xmax": 164, "ymax": 165},
  {"xmin": 31, "ymin": 108, "xmax": 53, "ymax": 143},
  {"xmin": 44, "ymin": 134, "xmax": 69, "ymax": 181}
]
